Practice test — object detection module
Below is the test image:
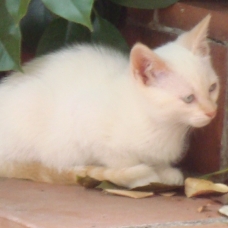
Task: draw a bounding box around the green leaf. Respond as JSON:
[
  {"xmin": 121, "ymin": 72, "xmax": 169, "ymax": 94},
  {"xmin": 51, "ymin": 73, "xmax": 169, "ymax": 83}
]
[
  {"xmin": 92, "ymin": 14, "xmax": 129, "ymax": 52},
  {"xmin": 109, "ymin": 0, "xmax": 179, "ymax": 9},
  {"xmin": 20, "ymin": 0, "xmax": 53, "ymax": 52},
  {"xmin": 94, "ymin": 0, "xmax": 123, "ymax": 26},
  {"xmin": 36, "ymin": 18, "xmax": 91, "ymax": 56},
  {"xmin": 6, "ymin": 0, "xmax": 30, "ymax": 24},
  {"xmin": 41, "ymin": 0, "xmax": 94, "ymax": 30},
  {"xmin": 0, "ymin": 0, "xmax": 30, "ymax": 71}
]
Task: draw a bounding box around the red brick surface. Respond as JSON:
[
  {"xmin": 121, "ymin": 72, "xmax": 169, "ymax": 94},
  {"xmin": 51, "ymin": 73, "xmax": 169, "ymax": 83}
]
[
  {"xmin": 159, "ymin": 1, "xmax": 228, "ymax": 42},
  {"xmin": 0, "ymin": 179, "xmax": 226, "ymax": 228},
  {"xmin": 121, "ymin": 25, "xmax": 177, "ymax": 48}
]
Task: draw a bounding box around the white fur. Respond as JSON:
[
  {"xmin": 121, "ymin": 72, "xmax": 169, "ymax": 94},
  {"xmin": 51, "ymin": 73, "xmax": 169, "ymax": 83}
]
[{"xmin": 0, "ymin": 17, "xmax": 219, "ymax": 188}]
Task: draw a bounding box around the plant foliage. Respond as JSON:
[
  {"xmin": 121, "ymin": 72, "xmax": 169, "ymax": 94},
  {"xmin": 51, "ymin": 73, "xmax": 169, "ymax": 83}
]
[{"xmin": 0, "ymin": 0, "xmax": 179, "ymax": 72}]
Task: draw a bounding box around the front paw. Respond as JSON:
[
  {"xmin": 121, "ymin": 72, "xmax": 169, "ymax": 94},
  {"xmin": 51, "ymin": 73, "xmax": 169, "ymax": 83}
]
[
  {"xmin": 157, "ymin": 167, "xmax": 184, "ymax": 186},
  {"xmin": 128, "ymin": 173, "xmax": 161, "ymax": 189}
]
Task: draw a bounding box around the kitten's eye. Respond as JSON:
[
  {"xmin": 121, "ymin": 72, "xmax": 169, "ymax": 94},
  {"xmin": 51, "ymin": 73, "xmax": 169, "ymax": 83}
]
[
  {"xmin": 209, "ymin": 83, "xmax": 217, "ymax": 92},
  {"xmin": 182, "ymin": 94, "xmax": 195, "ymax": 104}
]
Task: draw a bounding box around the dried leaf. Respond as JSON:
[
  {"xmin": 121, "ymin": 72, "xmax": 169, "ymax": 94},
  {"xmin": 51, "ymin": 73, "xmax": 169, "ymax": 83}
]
[
  {"xmin": 104, "ymin": 189, "xmax": 154, "ymax": 199},
  {"xmin": 197, "ymin": 205, "xmax": 207, "ymax": 213},
  {"xmin": 212, "ymin": 193, "xmax": 228, "ymax": 205},
  {"xmin": 185, "ymin": 178, "xmax": 228, "ymax": 198},
  {"xmin": 159, "ymin": 192, "xmax": 177, "ymax": 197},
  {"xmin": 77, "ymin": 174, "xmax": 181, "ymax": 200},
  {"xmin": 77, "ymin": 176, "xmax": 101, "ymax": 188},
  {"xmin": 96, "ymin": 181, "xmax": 120, "ymax": 190},
  {"xmin": 219, "ymin": 205, "xmax": 228, "ymax": 217},
  {"xmin": 132, "ymin": 182, "xmax": 183, "ymax": 192}
]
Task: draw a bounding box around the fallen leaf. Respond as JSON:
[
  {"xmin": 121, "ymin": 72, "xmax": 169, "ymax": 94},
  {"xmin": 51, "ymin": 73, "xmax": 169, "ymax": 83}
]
[
  {"xmin": 197, "ymin": 205, "xmax": 207, "ymax": 213},
  {"xmin": 132, "ymin": 182, "xmax": 183, "ymax": 192},
  {"xmin": 96, "ymin": 181, "xmax": 120, "ymax": 190},
  {"xmin": 159, "ymin": 192, "xmax": 177, "ymax": 197},
  {"xmin": 77, "ymin": 175, "xmax": 182, "ymax": 199},
  {"xmin": 185, "ymin": 178, "xmax": 228, "ymax": 198},
  {"xmin": 104, "ymin": 189, "xmax": 154, "ymax": 199},
  {"xmin": 77, "ymin": 176, "xmax": 101, "ymax": 188},
  {"xmin": 212, "ymin": 193, "xmax": 228, "ymax": 205},
  {"xmin": 219, "ymin": 205, "xmax": 228, "ymax": 217}
]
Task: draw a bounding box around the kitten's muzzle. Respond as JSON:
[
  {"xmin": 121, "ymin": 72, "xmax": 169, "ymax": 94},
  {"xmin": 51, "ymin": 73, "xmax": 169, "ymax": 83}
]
[{"xmin": 205, "ymin": 110, "xmax": 217, "ymax": 119}]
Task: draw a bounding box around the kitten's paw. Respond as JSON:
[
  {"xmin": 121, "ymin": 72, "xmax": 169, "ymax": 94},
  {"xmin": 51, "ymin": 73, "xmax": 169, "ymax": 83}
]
[
  {"xmin": 157, "ymin": 167, "xmax": 184, "ymax": 186},
  {"xmin": 110, "ymin": 164, "xmax": 162, "ymax": 189},
  {"xmin": 128, "ymin": 173, "xmax": 161, "ymax": 189}
]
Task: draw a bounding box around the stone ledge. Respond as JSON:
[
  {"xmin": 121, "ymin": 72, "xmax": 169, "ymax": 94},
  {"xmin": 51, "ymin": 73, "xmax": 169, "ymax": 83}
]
[{"xmin": 0, "ymin": 179, "xmax": 226, "ymax": 228}]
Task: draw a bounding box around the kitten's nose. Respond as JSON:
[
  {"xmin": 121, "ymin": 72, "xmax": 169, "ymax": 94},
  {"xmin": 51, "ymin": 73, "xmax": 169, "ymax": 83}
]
[{"xmin": 206, "ymin": 111, "xmax": 217, "ymax": 118}]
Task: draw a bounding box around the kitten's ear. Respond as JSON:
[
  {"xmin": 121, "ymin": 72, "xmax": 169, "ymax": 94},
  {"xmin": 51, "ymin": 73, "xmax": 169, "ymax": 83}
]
[
  {"xmin": 130, "ymin": 43, "xmax": 169, "ymax": 86},
  {"xmin": 176, "ymin": 15, "xmax": 211, "ymax": 56}
]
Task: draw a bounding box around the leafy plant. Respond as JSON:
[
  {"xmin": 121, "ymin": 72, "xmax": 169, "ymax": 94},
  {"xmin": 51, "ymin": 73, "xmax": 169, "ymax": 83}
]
[{"xmin": 0, "ymin": 0, "xmax": 179, "ymax": 72}]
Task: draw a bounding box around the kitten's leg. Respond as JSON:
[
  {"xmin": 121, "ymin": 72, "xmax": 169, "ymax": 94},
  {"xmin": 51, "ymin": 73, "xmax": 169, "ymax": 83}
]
[
  {"xmin": 83, "ymin": 164, "xmax": 162, "ymax": 189},
  {"xmin": 0, "ymin": 162, "xmax": 163, "ymax": 188},
  {"xmin": 156, "ymin": 166, "xmax": 184, "ymax": 185},
  {"xmin": 0, "ymin": 161, "xmax": 82, "ymax": 184}
]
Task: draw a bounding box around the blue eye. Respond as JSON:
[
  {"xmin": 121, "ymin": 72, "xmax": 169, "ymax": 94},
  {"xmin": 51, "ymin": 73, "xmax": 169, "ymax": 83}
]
[
  {"xmin": 209, "ymin": 83, "xmax": 217, "ymax": 92},
  {"xmin": 182, "ymin": 94, "xmax": 195, "ymax": 104}
]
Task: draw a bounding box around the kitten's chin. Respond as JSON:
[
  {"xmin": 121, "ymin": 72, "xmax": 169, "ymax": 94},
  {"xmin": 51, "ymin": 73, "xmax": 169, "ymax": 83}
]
[{"xmin": 190, "ymin": 118, "xmax": 212, "ymax": 128}]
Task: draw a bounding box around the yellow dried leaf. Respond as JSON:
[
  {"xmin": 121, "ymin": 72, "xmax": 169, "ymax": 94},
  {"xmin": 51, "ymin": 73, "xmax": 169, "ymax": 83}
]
[
  {"xmin": 104, "ymin": 189, "xmax": 154, "ymax": 199},
  {"xmin": 212, "ymin": 193, "xmax": 228, "ymax": 205},
  {"xmin": 219, "ymin": 205, "xmax": 228, "ymax": 217},
  {"xmin": 197, "ymin": 205, "xmax": 206, "ymax": 213},
  {"xmin": 185, "ymin": 178, "xmax": 228, "ymax": 198},
  {"xmin": 159, "ymin": 192, "xmax": 177, "ymax": 197}
]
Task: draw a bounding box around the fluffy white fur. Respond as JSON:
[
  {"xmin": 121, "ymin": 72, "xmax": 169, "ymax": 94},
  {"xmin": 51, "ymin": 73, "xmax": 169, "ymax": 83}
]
[{"xmin": 0, "ymin": 15, "xmax": 219, "ymax": 188}]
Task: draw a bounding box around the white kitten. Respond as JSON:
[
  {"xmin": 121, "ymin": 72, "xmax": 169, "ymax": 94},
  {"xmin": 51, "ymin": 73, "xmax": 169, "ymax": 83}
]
[{"xmin": 0, "ymin": 15, "xmax": 219, "ymax": 188}]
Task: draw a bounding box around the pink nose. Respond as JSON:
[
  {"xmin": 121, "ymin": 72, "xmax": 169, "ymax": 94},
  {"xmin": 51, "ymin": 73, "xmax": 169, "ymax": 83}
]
[{"xmin": 206, "ymin": 111, "xmax": 217, "ymax": 118}]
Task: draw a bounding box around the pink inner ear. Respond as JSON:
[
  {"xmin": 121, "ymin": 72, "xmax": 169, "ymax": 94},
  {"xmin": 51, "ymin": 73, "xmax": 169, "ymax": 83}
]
[
  {"xmin": 137, "ymin": 58, "xmax": 153, "ymax": 85},
  {"xmin": 130, "ymin": 43, "xmax": 169, "ymax": 85}
]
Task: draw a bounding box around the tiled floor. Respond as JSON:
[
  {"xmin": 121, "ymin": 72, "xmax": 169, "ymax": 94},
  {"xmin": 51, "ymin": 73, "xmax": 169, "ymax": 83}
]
[{"xmin": 0, "ymin": 179, "xmax": 227, "ymax": 228}]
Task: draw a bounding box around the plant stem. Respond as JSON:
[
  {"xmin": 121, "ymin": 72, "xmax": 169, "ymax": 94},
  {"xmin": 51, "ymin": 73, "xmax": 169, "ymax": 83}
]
[{"xmin": 200, "ymin": 167, "xmax": 228, "ymax": 179}]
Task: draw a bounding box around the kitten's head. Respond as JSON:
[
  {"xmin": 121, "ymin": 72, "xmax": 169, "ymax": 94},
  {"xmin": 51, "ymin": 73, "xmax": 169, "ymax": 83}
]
[{"xmin": 130, "ymin": 15, "xmax": 219, "ymax": 128}]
